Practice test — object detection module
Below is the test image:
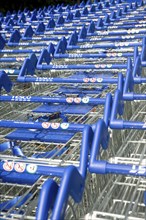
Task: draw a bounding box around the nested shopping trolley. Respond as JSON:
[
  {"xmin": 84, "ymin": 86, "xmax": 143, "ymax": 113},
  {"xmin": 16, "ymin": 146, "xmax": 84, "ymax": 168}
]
[
  {"xmin": 0, "ymin": 0, "xmax": 146, "ymax": 219},
  {"xmin": 84, "ymin": 58, "xmax": 146, "ymax": 220},
  {"xmin": 84, "ymin": 86, "xmax": 146, "ymax": 219}
]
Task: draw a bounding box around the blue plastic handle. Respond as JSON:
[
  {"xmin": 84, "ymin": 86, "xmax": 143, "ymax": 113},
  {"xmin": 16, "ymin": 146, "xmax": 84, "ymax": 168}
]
[{"xmin": 0, "ymin": 94, "xmax": 106, "ymax": 105}]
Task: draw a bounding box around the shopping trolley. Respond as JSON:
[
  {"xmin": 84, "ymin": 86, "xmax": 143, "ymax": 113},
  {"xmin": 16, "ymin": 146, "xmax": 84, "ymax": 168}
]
[
  {"xmin": 85, "ymin": 117, "xmax": 146, "ymax": 219},
  {"xmin": 85, "ymin": 58, "xmax": 146, "ymax": 219},
  {"xmin": 0, "ymin": 122, "xmax": 93, "ymax": 220}
]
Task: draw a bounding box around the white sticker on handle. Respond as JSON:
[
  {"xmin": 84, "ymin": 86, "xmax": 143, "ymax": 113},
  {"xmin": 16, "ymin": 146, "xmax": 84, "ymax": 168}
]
[
  {"xmin": 42, "ymin": 122, "xmax": 51, "ymax": 129},
  {"xmin": 14, "ymin": 162, "xmax": 26, "ymax": 173},
  {"xmin": 26, "ymin": 164, "xmax": 37, "ymax": 174},
  {"xmin": 3, "ymin": 161, "xmax": 14, "ymax": 172}
]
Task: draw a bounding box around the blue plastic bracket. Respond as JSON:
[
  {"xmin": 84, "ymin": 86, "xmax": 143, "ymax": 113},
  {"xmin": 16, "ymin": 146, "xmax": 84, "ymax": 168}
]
[
  {"xmin": 104, "ymin": 2, "xmax": 110, "ymax": 8},
  {"xmin": 103, "ymin": 93, "xmax": 113, "ymax": 127},
  {"xmin": 97, "ymin": 3, "xmax": 102, "ymax": 9},
  {"xmin": 73, "ymin": 4, "xmax": 78, "ymax": 9},
  {"xmin": 29, "ymin": 53, "xmax": 38, "ymax": 69},
  {"xmin": 39, "ymin": 11, "xmax": 45, "ymax": 18},
  {"xmin": 23, "ymin": 25, "xmax": 34, "ymax": 38},
  {"xmin": 66, "ymin": 12, "xmax": 73, "ymax": 21},
  {"xmin": 109, "ymin": 90, "xmax": 123, "ymax": 129},
  {"xmin": 78, "ymin": 25, "xmax": 87, "ymax": 39},
  {"xmin": 49, "ymin": 8, "xmax": 55, "ymax": 15},
  {"xmin": 139, "ymin": 0, "xmax": 144, "ymax": 6},
  {"xmin": 58, "ymin": 6, "xmax": 63, "ymax": 12},
  {"xmin": 122, "ymin": 5, "xmax": 127, "ymax": 14},
  {"xmin": 134, "ymin": 1, "xmax": 138, "ymax": 9},
  {"xmin": 37, "ymin": 49, "xmax": 52, "ymax": 66},
  {"xmin": 82, "ymin": 7, "xmax": 88, "ymax": 15},
  {"xmin": 104, "ymin": 14, "xmax": 110, "ymax": 25},
  {"xmin": 127, "ymin": 57, "xmax": 133, "ymax": 72},
  {"xmin": 26, "ymin": 11, "xmax": 31, "ymax": 17},
  {"xmin": 90, "ymin": 5, "xmax": 96, "ymax": 12},
  {"xmin": 123, "ymin": 68, "xmax": 134, "ymax": 95},
  {"xmin": 48, "ymin": 43, "xmax": 55, "ymax": 56},
  {"xmin": 4, "ymin": 16, "xmax": 10, "ymax": 23},
  {"xmin": 117, "ymin": 73, "xmax": 124, "ymax": 94},
  {"xmin": 112, "ymin": 88, "xmax": 124, "ymax": 120},
  {"xmin": 56, "ymin": 15, "xmax": 64, "ymax": 25},
  {"xmin": 46, "ymin": 18, "xmax": 55, "ymax": 29},
  {"xmin": 8, "ymin": 30, "xmax": 21, "ymax": 43},
  {"xmin": 80, "ymin": 1, "xmax": 85, "ymax": 7},
  {"xmin": 6, "ymin": 19, "xmax": 14, "ymax": 28},
  {"xmin": 24, "ymin": 8, "xmax": 28, "ymax": 12},
  {"xmin": 86, "ymin": 0, "xmax": 91, "ymax": 5},
  {"xmin": 67, "ymin": 31, "xmax": 78, "ymax": 46},
  {"xmin": 129, "ymin": 3, "xmax": 133, "ymax": 10},
  {"xmin": 96, "ymin": 18, "xmax": 104, "ymax": 29},
  {"xmin": 66, "ymin": 5, "xmax": 70, "ymax": 11},
  {"xmin": 116, "ymin": 8, "xmax": 122, "ymax": 18},
  {"xmin": 26, "ymin": 58, "xmax": 37, "ymax": 75},
  {"xmin": 87, "ymin": 21, "xmax": 95, "ymax": 34},
  {"xmin": 30, "ymin": 13, "xmax": 37, "ymax": 21},
  {"xmin": 54, "ymin": 40, "xmax": 62, "ymax": 55},
  {"xmin": 132, "ymin": 56, "xmax": 142, "ymax": 77},
  {"xmin": 13, "ymin": 14, "xmax": 18, "ymax": 21},
  {"xmin": 36, "ymin": 22, "xmax": 45, "ymax": 34},
  {"xmin": 141, "ymin": 45, "xmax": 146, "ymax": 66},
  {"xmin": 0, "ymin": 34, "xmax": 6, "ymax": 49},
  {"xmin": 52, "ymin": 166, "xmax": 84, "ymax": 219},
  {"xmin": 6, "ymin": 11, "xmax": 11, "ymax": 16},
  {"xmin": 89, "ymin": 119, "xmax": 109, "ymax": 174},
  {"xmin": 110, "ymin": 11, "xmax": 116, "ymax": 21},
  {"xmin": 117, "ymin": 89, "xmax": 124, "ymax": 116},
  {"xmin": 18, "ymin": 13, "xmax": 26, "ymax": 24},
  {"xmin": 141, "ymin": 38, "xmax": 146, "ymax": 66},
  {"xmin": 18, "ymin": 57, "xmax": 36, "ymax": 78},
  {"xmin": 55, "ymin": 38, "xmax": 67, "ymax": 55},
  {"xmin": 74, "ymin": 10, "xmax": 81, "ymax": 18},
  {"xmin": 134, "ymin": 46, "xmax": 139, "ymax": 64},
  {"xmin": 61, "ymin": 36, "xmax": 67, "ymax": 48},
  {"xmin": 110, "ymin": 0, "xmax": 115, "ymax": 5},
  {"xmin": 17, "ymin": 10, "xmax": 22, "ymax": 15},
  {"xmin": 36, "ymin": 179, "xmax": 59, "ymax": 220},
  {"xmin": 37, "ymin": 166, "xmax": 84, "ymax": 220},
  {"xmin": 0, "ymin": 71, "xmax": 12, "ymax": 92}
]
